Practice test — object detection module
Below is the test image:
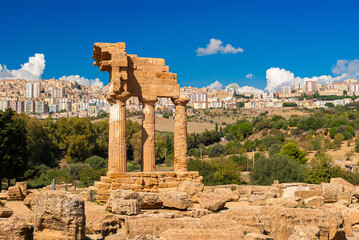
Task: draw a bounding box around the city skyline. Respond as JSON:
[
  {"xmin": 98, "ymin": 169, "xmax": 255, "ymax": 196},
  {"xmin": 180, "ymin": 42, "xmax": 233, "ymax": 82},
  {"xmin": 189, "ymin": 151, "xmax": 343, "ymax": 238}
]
[{"xmin": 1, "ymin": 0, "xmax": 359, "ymax": 92}]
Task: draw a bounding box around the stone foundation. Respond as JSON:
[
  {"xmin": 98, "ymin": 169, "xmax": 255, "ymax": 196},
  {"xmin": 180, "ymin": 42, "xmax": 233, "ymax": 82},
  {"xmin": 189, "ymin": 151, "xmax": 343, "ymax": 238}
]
[{"xmin": 94, "ymin": 171, "xmax": 202, "ymax": 202}]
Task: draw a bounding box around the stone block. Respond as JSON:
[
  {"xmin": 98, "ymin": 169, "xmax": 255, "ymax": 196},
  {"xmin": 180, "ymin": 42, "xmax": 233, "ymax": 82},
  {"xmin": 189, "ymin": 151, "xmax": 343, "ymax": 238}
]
[
  {"xmin": 198, "ymin": 192, "xmax": 226, "ymax": 212},
  {"xmin": 100, "ymin": 176, "xmax": 112, "ymax": 184},
  {"xmin": 0, "ymin": 206, "xmax": 13, "ymax": 218},
  {"xmin": 107, "ymin": 199, "xmax": 140, "ymax": 215},
  {"xmin": 159, "ymin": 191, "xmax": 192, "ymax": 210},
  {"xmin": 303, "ymin": 196, "xmax": 324, "ymax": 208},
  {"xmin": 295, "ymin": 190, "xmax": 322, "ymax": 200},
  {"xmin": 138, "ymin": 192, "xmax": 163, "ymax": 209},
  {"xmin": 167, "ymin": 182, "xmax": 179, "ymax": 188},
  {"xmin": 33, "ymin": 191, "xmax": 85, "ymax": 240},
  {"xmin": 94, "ymin": 181, "xmax": 111, "ymax": 189}
]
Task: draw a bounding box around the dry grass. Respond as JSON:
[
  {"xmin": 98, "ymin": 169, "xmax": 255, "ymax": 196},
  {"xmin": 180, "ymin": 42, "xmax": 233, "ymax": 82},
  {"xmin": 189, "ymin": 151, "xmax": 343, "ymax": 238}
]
[{"xmin": 128, "ymin": 115, "xmax": 215, "ymax": 133}]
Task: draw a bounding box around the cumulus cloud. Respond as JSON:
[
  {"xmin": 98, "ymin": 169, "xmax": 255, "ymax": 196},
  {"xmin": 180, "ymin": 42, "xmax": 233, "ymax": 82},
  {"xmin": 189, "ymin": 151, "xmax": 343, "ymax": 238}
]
[
  {"xmin": 237, "ymin": 86, "xmax": 264, "ymax": 94},
  {"xmin": 207, "ymin": 80, "xmax": 223, "ymax": 89},
  {"xmin": 197, "ymin": 38, "xmax": 243, "ymax": 56},
  {"xmin": 264, "ymin": 67, "xmax": 349, "ymax": 92},
  {"xmin": 0, "ymin": 53, "xmax": 45, "ymax": 81},
  {"xmin": 245, "ymin": 73, "xmax": 254, "ymax": 79},
  {"xmin": 332, "ymin": 59, "xmax": 359, "ymax": 78},
  {"xmin": 225, "ymin": 83, "xmax": 264, "ymax": 94},
  {"xmin": 60, "ymin": 75, "xmax": 104, "ymax": 87}
]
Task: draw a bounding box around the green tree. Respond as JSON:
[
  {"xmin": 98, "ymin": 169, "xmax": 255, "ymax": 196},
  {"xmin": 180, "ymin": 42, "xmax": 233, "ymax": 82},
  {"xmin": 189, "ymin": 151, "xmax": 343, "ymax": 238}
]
[
  {"xmin": 243, "ymin": 139, "xmax": 256, "ymax": 151},
  {"xmin": 25, "ymin": 117, "xmax": 57, "ymax": 167},
  {"xmin": 279, "ymin": 143, "xmax": 307, "ymax": 164},
  {"xmin": 333, "ymin": 133, "xmax": 344, "ymax": 149},
  {"xmin": 325, "ymin": 102, "xmax": 335, "ymax": 108},
  {"xmin": 85, "ymin": 155, "xmax": 107, "ymax": 170},
  {"xmin": 304, "ymin": 154, "xmax": 337, "ymax": 184},
  {"xmin": 209, "ymin": 143, "xmax": 226, "ymax": 157},
  {"xmin": 250, "ymin": 154, "xmax": 304, "ymax": 185},
  {"xmin": 0, "ymin": 109, "xmax": 28, "ymax": 190}
]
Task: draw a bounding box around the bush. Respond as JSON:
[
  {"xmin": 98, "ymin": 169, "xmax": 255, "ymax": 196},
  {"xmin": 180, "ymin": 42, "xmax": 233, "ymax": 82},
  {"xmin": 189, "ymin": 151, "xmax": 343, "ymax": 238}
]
[
  {"xmin": 127, "ymin": 161, "xmax": 140, "ymax": 172},
  {"xmin": 84, "ymin": 155, "xmax": 107, "ymax": 170},
  {"xmin": 250, "ymin": 154, "xmax": 304, "ymax": 185},
  {"xmin": 243, "ymin": 140, "xmax": 256, "ymax": 151},
  {"xmin": 188, "ymin": 158, "xmax": 242, "ymax": 185},
  {"xmin": 279, "ymin": 143, "xmax": 307, "ymax": 164},
  {"xmin": 208, "ymin": 143, "xmax": 226, "ymax": 157},
  {"xmin": 304, "ymin": 154, "xmax": 338, "ymax": 184}
]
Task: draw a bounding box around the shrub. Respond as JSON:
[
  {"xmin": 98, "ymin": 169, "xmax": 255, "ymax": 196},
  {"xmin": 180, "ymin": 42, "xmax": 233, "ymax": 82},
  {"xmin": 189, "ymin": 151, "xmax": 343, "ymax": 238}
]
[
  {"xmin": 85, "ymin": 155, "xmax": 107, "ymax": 170},
  {"xmin": 243, "ymin": 140, "xmax": 256, "ymax": 151},
  {"xmin": 250, "ymin": 154, "xmax": 304, "ymax": 185},
  {"xmin": 209, "ymin": 143, "xmax": 226, "ymax": 157},
  {"xmin": 279, "ymin": 143, "xmax": 307, "ymax": 164}
]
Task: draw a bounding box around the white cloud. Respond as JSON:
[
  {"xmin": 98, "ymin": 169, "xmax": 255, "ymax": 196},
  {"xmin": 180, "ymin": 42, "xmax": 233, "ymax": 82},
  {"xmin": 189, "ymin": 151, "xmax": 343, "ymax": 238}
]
[
  {"xmin": 237, "ymin": 86, "xmax": 264, "ymax": 94},
  {"xmin": 197, "ymin": 38, "xmax": 243, "ymax": 56},
  {"xmin": 207, "ymin": 80, "xmax": 223, "ymax": 89},
  {"xmin": 0, "ymin": 53, "xmax": 45, "ymax": 81},
  {"xmin": 60, "ymin": 75, "xmax": 104, "ymax": 87},
  {"xmin": 225, "ymin": 83, "xmax": 264, "ymax": 94},
  {"xmin": 332, "ymin": 59, "xmax": 359, "ymax": 78},
  {"xmin": 245, "ymin": 73, "xmax": 254, "ymax": 79},
  {"xmin": 264, "ymin": 67, "xmax": 349, "ymax": 92}
]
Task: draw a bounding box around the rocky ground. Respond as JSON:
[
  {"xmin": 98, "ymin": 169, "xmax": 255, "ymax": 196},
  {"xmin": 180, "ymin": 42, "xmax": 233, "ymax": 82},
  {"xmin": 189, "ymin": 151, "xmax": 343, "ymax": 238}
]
[{"xmin": 1, "ymin": 178, "xmax": 359, "ymax": 239}]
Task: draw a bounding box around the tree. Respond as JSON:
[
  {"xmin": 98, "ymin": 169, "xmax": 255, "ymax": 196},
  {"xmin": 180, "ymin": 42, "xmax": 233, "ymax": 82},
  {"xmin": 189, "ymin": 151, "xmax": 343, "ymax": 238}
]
[
  {"xmin": 243, "ymin": 139, "xmax": 256, "ymax": 152},
  {"xmin": 209, "ymin": 143, "xmax": 226, "ymax": 157},
  {"xmin": 279, "ymin": 143, "xmax": 307, "ymax": 164},
  {"xmin": 333, "ymin": 133, "xmax": 344, "ymax": 149},
  {"xmin": 25, "ymin": 117, "xmax": 57, "ymax": 167},
  {"xmin": 250, "ymin": 154, "xmax": 303, "ymax": 185},
  {"xmin": 0, "ymin": 109, "xmax": 28, "ymax": 190},
  {"xmin": 325, "ymin": 102, "xmax": 335, "ymax": 108},
  {"xmin": 304, "ymin": 154, "xmax": 337, "ymax": 184},
  {"xmin": 85, "ymin": 155, "xmax": 107, "ymax": 170}
]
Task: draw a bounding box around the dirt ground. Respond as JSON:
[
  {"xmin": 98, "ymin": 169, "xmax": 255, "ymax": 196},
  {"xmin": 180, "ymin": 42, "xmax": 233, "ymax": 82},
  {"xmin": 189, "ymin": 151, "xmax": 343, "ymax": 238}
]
[{"xmin": 129, "ymin": 115, "xmax": 215, "ymax": 133}]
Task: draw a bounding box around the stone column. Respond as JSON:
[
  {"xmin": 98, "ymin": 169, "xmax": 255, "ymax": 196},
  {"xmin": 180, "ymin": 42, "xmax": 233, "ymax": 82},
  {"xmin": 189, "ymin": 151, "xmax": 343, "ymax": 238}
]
[
  {"xmin": 108, "ymin": 92, "xmax": 130, "ymax": 173},
  {"xmin": 140, "ymin": 97, "xmax": 157, "ymax": 172},
  {"xmin": 172, "ymin": 97, "xmax": 190, "ymax": 172}
]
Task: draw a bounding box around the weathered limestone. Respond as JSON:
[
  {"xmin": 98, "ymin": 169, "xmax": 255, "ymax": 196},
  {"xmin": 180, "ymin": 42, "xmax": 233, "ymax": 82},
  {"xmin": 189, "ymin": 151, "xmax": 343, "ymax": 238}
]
[
  {"xmin": 0, "ymin": 217, "xmax": 33, "ymax": 240},
  {"xmin": 160, "ymin": 229, "xmax": 246, "ymax": 240},
  {"xmin": 198, "ymin": 192, "xmax": 226, "ymax": 212},
  {"xmin": 140, "ymin": 97, "xmax": 157, "ymax": 172},
  {"xmin": 8, "ymin": 182, "xmax": 28, "ymax": 200},
  {"xmin": 172, "ymin": 97, "xmax": 190, "ymax": 172},
  {"xmin": 33, "ymin": 191, "xmax": 85, "ymax": 240},
  {"xmin": 265, "ymin": 197, "xmax": 301, "ymax": 208},
  {"xmin": 159, "ymin": 191, "xmax": 193, "ymax": 210},
  {"xmin": 108, "ymin": 92, "xmax": 130, "ymax": 173},
  {"xmin": 0, "ymin": 205, "xmax": 13, "ymax": 218},
  {"xmin": 138, "ymin": 192, "xmax": 163, "ymax": 209},
  {"xmin": 23, "ymin": 192, "xmax": 36, "ymax": 211},
  {"xmin": 106, "ymin": 189, "xmax": 141, "ymax": 215},
  {"xmin": 303, "ymin": 196, "xmax": 325, "ymax": 208}
]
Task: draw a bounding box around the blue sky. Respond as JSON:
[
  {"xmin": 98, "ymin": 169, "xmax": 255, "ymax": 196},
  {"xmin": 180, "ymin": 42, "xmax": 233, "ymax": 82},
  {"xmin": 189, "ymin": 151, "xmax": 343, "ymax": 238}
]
[{"xmin": 1, "ymin": 0, "xmax": 359, "ymax": 92}]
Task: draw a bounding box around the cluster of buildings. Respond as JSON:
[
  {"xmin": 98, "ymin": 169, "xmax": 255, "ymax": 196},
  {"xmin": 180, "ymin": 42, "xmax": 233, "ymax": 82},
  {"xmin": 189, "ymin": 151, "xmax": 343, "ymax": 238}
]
[
  {"xmin": 0, "ymin": 78, "xmax": 108, "ymax": 119},
  {"xmin": 244, "ymin": 79, "xmax": 359, "ymax": 109},
  {"xmin": 1, "ymin": 77, "xmax": 359, "ymax": 119}
]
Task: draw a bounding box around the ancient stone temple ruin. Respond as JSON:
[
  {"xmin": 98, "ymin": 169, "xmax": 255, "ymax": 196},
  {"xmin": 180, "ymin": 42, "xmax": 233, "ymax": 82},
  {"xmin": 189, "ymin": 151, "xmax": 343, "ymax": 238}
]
[{"xmin": 92, "ymin": 42, "xmax": 202, "ymax": 201}]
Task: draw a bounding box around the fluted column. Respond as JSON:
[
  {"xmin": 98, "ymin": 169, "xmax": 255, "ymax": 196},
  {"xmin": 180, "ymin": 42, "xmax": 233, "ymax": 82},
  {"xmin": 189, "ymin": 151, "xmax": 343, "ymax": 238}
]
[
  {"xmin": 108, "ymin": 92, "xmax": 130, "ymax": 173},
  {"xmin": 140, "ymin": 97, "xmax": 157, "ymax": 172},
  {"xmin": 172, "ymin": 97, "xmax": 190, "ymax": 172}
]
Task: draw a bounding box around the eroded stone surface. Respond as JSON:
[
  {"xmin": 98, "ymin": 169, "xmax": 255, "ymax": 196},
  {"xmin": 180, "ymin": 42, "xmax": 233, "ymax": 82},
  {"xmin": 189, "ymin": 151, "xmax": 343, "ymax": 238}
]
[
  {"xmin": 159, "ymin": 191, "xmax": 192, "ymax": 210},
  {"xmin": 33, "ymin": 191, "xmax": 85, "ymax": 240}
]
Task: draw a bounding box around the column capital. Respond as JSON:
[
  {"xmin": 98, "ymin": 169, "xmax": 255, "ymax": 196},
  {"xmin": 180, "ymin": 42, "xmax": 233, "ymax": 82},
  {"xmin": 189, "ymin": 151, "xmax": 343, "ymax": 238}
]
[
  {"xmin": 116, "ymin": 92, "xmax": 131, "ymax": 102},
  {"xmin": 139, "ymin": 96, "xmax": 158, "ymax": 105},
  {"xmin": 171, "ymin": 97, "xmax": 190, "ymax": 106}
]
